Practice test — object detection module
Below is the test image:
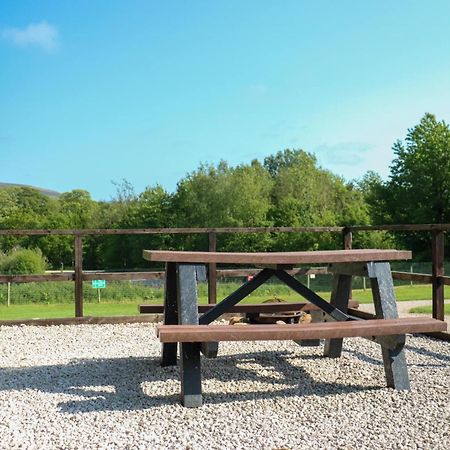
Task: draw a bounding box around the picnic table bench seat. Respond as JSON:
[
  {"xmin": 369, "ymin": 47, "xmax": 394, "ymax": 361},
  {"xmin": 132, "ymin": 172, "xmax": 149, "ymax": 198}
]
[
  {"xmin": 139, "ymin": 300, "xmax": 360, "ymax": 314},
  {"xmin": 157, "ymin": 317, "xmax": 447, "ymax": 343}
]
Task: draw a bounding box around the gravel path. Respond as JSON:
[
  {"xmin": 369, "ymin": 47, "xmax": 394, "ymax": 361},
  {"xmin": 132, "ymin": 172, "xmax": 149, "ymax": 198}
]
[{"xmin": 1, "ymin": 323, "xmax": 449, "ymax": 450}]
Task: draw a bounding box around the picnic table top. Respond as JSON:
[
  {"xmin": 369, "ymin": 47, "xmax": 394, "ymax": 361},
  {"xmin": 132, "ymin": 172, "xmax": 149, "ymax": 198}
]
[{"xmin": 142, "ymin": 249, "xmax": 411, "ymax": 265}]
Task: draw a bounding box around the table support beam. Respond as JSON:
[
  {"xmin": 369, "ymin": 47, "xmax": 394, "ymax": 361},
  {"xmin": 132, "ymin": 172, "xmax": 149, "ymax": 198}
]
[
  {"xmin": 161, "ymin": 262, "xmax": 178, "ymax": 367},
  {"xmin": 199, "ymin": 269, "xmax": 273, "ymax": 325},
  {"xmin": 324, "ymin": 274, "xmax": 353, "ymax": 357},
  {"xmin": 368, "ymin": 261, "xmax": 410, "ymax": 390},
  {"xmin": 273, "ymin": 270, "xmax": 349, "ymax": 321},
  {"xmin": 177, "ymin": 264, "xmax": 202, "ymax": 407}
]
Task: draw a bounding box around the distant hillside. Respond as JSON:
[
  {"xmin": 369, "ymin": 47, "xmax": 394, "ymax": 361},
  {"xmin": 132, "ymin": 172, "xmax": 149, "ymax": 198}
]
[{"xmin": 0, "ymin": 182, "xmax": 61, "ymax": 198}]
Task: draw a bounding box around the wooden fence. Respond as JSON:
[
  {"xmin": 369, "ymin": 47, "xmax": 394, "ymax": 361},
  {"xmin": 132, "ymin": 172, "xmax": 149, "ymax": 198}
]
[{"xmin": 0, "ymin": 225, "xmax": 448, "ymax": 339}]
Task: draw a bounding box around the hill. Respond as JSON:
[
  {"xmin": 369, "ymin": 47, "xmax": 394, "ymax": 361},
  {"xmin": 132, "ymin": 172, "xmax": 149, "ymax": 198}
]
[{"xmin": 0, "ymin": 182, "xmax": 61, "ymax": 198}]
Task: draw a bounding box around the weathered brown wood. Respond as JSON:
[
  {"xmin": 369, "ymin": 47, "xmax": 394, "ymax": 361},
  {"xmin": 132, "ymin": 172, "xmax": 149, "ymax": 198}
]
[
  {"xmin": 0, "ymin": 273, "xmax": 74, "ymax": 283},
  {"xmin": 432, "ymin": 231, "xmax": 445, "ymax": 321},
  {"xmin": 343, "ymin": 228, "xmax": 352, "ymax": 250},
  {"xmin": 347, "ymin": 308, "xmax": 376, "ymax": 320},
  {"xmin": 0, "ymin": 226, "xmax": 346, "ymax": 236},
  {"xmin": 208, "ymin": 232, "xmax": 217, "ymax": 304},
  {"xmin": 342, "ymin": 227, "xmax": 353, "ymax": 300},
  {"xmin": 350, "ymin": 224, "xmax": 450, "ymax": 232},
  {"xmin": 82, "ymin": 271, "xmax": 165, "ymax": 281},
  {"xmin": 143, "ymin": 249, "xmax": 411, "ymax": 265},
  {"xmin": 0, "ymin": 315, "xmax": 158, "ymax": 327},
  {"xmin": 157, "ymin": 318, "xmax": 447, "ymax": 343},
  {"xmin": 2, "ymin": 224, "xmax": 450, "ymax": 237},
  {"xmin": 74, "ymin": 235, "xmax": 83, "ymax": 318},
  {"xmin": 139, "ymin": 300, "xmax": 360, "ymax": 314},
  {"xmin": 391, "ymin": 271, "xmax": 434, "ymax": 283},
  {"xmin": 216, "ymin": 267, "xmax": 328, "ymax": 277}
]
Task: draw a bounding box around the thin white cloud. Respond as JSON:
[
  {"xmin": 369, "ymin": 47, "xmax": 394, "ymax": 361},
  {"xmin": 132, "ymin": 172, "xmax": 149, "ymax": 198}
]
[{"xmin": 2, "ymin": 21, "xmax": 59, "ymax": 52}]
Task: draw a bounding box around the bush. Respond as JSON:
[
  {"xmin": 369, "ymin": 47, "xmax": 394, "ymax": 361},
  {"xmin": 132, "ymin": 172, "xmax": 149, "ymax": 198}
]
[{"xmin": 0, "ymin": 248, "xmax": 47, "ymax": 275}]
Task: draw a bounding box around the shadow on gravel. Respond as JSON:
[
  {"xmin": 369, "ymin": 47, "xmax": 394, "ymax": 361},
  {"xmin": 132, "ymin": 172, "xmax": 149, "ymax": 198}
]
[
  {"xmin": 344, "ymin": 341, "xmax": 449, "ymax": 369},
  {"xmin": 405, "ymin": 343, "xmax": 450, "ymax": 364},
  {"xmin": 0, "ymin": 350, "xmax": 382, "ymax": 413}
]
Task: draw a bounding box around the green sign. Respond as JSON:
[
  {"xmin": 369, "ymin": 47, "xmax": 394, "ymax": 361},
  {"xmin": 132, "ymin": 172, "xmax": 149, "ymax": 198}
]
[{"xmin": 92, "ymin": 280, "xmax": 106, "ymax": 289}]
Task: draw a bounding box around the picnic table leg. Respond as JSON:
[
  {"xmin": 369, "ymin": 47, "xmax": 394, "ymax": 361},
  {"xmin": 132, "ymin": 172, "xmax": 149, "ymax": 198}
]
[
  {"xmin": 368, "ymin": 261, "xmax": 410, "ymax": 390},
  {"xmin": 177, "ymin": 264, "xmax": 203, "ymax": 407},
  {"xmin": 323, "ymin": 274, "xmax": 352, "ymax": 357},
  {"xmin": 161, "ymin": 262, "xmax": 178, "ymax": 367}
]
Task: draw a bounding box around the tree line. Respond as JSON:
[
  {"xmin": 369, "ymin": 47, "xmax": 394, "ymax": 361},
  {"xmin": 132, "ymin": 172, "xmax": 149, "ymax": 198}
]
[{"xmin": 1, "ymin": 113, "xmax": 449, "ymax": 270}]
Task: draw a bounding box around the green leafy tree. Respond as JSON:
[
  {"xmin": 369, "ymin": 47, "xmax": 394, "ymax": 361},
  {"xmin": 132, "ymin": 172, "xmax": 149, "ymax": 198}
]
[
  {"xmin": 370, "ymin": 113, "xmax": 450, "ymax": 257},
  {"xmin": 265, "ymin": 150, "xmax": 370, "ymax": 250},
  {"xmin": 98, "ymin": 184, "xmax": 174, "ymax": 269},
  {"xmin": 172, "ymin": 160, "xmax": 273, "ymax": 251}
]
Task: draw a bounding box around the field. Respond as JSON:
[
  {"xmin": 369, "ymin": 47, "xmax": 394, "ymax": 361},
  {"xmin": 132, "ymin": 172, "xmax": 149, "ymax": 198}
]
[{"xmin": 0, "ymin": 280, "xmax": 437, "ymax": 320}]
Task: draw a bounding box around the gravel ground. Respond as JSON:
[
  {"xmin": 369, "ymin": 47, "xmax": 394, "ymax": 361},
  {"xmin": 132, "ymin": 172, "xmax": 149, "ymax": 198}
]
[{"xmin": 0, "ymin": 323, "xmax": 449, "ymax": 450}]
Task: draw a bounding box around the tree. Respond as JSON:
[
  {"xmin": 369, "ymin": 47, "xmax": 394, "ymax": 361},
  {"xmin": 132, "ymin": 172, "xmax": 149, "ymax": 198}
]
[
  {"xmin": 266, "ymin": 149, "xmax": 370, "ymax": 250},
  {"xmin": 368, "ymin": 113, "xmax": 450, "ymax": 257},
  {"xmin": 172, "ymin": 160, "xmax": 273, "ymax": 251},
  {"xmin": 98, "ymin": 185, "xmax": 175, "ymax": 269}
]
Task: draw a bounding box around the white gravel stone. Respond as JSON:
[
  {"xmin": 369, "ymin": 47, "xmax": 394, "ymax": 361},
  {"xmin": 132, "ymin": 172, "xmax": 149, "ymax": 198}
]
[{"xmin": 0, "ymin": 323, "xmax": 449, "ymax": 450}]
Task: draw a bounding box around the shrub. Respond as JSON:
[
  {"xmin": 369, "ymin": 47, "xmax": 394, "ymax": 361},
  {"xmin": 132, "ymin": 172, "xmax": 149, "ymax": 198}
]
[{"xmin": 0, "ymin": 248, "xmax": 47, "ymax": 275}]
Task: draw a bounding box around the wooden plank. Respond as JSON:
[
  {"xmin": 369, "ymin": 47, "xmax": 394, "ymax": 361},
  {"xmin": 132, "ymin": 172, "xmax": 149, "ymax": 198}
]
[
  {"xmin": 0, "ymin": 226, "xmax": 346, "ymax": 236},
  {"xmin": 82, "ymin": 271, "xmax": 165, "ymax": 281},
  {"xmin": 0, "ymin": 224, "xmax": 450, "ymax": 237},
  {"xmin": 350, "ymin": 224, "xmax": 450, "ymax": 232},
  {"xmin": 157, "ymin": 318, "xmax": 447, "ymax": 343},
  {"xmin": 0, "ymin": 315, "xmax": 158, "ymax": 327},
  {"xmin": 143, "ymin": 249, "xmax": 412, "ymax": 265},
  {"xmin": 0, "ymin": 273, "xmax": 73, "ymax": 283},
  {"xmin": 208, "ymin": 232, "xmax": 217, "ymax": 304},
  {"xmin": 139, "ymin": 300, "xmax": 360, "ymax": 314},
  {"xmin": 216, "ymin": 267, "xmax": 328, "ymax": 277},
  {"xmin": 391, "ymin": 271, "xmax": 433, "ymax": 283},
  {"xmin": 347, "ymin": 308, "xmax": 375, "ymax": 320}
]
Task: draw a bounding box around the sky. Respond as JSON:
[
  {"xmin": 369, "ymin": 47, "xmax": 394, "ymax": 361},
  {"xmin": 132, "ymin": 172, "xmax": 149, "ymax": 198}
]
[{"xmin": 2, "ymin": 1, "xmax": 450, "ymax": 200}]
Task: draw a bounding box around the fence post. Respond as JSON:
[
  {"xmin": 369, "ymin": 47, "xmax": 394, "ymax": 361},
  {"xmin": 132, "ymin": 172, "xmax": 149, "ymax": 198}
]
[
  {"xmin": 208, "ymin": 231, "xmax": 217, "ymax": 304},
  {"xmin": 74, "ymin": 234, "xmax": 84, "ymax": 317},
  {"xmin": 342, "ymin": 227, "xmax": 352, "ymax": 250},
  {"xmin": 342, "ymin": 227, "xmax": 353, "ymax": 297},
  {"xmin": 431, "ymin": 230, "xmax": 444, "ymax": 321}
]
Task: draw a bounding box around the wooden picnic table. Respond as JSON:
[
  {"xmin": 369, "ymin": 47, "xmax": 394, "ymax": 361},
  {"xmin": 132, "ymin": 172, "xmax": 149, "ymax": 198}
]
[{"xmin": 143, "ymin": 249, "xmax": 447, "ymax": 407}]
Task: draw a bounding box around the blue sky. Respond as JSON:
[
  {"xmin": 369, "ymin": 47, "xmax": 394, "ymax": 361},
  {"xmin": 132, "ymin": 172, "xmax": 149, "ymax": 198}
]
[{"xmin": 2, "ymin": 1, "xmax": 450, "ymax": 200}]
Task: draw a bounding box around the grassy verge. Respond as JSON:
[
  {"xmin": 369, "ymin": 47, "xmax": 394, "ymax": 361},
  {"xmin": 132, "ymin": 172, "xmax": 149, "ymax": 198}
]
[
  {"xmin": 0, "ymin": 284, "xmax": 437, "ymax": 321},
  {"xmin": 409, "ymin": 304, "xmax": 450, "ymax": 314}
]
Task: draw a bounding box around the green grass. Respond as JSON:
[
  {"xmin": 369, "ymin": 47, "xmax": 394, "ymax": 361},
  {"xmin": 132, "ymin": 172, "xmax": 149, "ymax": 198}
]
[
  {"xmin": 0, "ymin": 284, "xmax": 437, "ymax": 321},
  {"xmin": 352, "ymin": 284, "xmax": 433, "ymax": 303},
  {"xmin": 409, "ymin": 304, "xmax": 450, "ymax": 314}
]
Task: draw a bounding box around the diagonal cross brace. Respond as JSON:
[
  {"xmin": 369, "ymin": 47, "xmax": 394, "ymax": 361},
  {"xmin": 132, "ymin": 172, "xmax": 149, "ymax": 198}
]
[
  {"xmin": 274, "ymin": 270, "xmax": 349, "ymax": 321},
  {"xmin": 199, "ymin": 269, "xmax": 273, "ymax": 324}
]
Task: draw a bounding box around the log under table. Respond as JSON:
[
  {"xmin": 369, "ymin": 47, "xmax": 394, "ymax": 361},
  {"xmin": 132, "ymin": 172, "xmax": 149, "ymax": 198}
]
[{"xmin": 142, "ymin": 249, "xmax": 447, "ymax": 407}]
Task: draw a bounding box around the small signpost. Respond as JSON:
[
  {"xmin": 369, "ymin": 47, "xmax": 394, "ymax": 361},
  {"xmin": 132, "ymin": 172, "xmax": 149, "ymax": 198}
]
[{"xmin": 92, "ymin": 280, "xmax": 106, "ymax": 303}]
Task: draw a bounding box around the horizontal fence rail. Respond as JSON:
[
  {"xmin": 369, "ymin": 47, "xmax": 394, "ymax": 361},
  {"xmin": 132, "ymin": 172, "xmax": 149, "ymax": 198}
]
[{"xmin": 0, "ymin": 225, "xmax": 448, "ymax": 340}]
